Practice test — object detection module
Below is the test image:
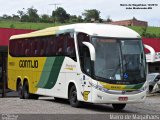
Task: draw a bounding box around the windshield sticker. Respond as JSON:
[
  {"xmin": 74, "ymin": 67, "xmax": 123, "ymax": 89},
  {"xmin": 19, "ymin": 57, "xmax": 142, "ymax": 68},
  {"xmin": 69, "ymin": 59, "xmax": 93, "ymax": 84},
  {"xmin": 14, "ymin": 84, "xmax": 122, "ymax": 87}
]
[{"xmin": 124, "ymin": 73, "xmax": 129, "ymax": 79}]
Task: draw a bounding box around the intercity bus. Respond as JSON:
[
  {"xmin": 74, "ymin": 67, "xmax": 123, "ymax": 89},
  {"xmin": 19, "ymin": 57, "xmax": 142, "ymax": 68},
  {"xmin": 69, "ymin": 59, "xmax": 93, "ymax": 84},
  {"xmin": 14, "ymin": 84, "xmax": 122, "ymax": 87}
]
[{"xmin": 8, "ymin": 23, "xmax": 147, "ymax": 110}]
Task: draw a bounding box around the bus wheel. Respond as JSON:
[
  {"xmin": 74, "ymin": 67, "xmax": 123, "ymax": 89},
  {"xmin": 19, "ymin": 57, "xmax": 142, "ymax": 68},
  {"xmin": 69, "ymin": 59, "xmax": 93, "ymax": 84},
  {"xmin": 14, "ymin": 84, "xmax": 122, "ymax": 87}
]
[
  {"xmin": 69, "ymin": 85, "xmax": 81, "ymax": 107},
  {"xmin": 23, "ymin": 81, "xmax": 39, "ymax": 99},
  {"xmin": 112, "ymin": 104, "xmax": 126, "ymax": 110},
  {"xmin": 17, "ymin": 82, "xmax": 24, "ymax": 99},
  {"xmin": 23, "ymin": 81, "xmax": 30, "ymax": 99}
]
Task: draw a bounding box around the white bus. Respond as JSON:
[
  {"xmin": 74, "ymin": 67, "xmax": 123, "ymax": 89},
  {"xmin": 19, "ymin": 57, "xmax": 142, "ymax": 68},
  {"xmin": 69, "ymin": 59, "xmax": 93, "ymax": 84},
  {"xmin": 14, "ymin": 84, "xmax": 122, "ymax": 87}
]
[{"xmin": 8, "ymin": 23, "xmax": 147, "ymax": 110}]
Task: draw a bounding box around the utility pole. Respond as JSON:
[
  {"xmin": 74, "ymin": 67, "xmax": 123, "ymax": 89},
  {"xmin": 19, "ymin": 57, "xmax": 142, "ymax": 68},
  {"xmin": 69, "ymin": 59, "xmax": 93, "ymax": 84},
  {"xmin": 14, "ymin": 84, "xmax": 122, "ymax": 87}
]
[{"xmin": 48, "ymin": 3, "xmax": 61, "ymax": 25}]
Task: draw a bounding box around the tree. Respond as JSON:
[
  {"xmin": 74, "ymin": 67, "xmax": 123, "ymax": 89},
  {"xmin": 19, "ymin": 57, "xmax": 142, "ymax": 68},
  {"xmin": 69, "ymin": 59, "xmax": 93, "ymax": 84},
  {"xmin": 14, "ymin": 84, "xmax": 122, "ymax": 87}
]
[
  {"xmin": 2, "ymin": 14, "xmax": 12, "ymax": 20},
  {"xmin": 12, "ymin": 14, "xmax": 20, "ymax": 21},
  {"xmin": 40, "ymin": 14, "xmax": 52, "ymax": 23},
  {"xmin": 82, "ymin": 9, "xmax": 101, "ymax": 22},
  {"xmin": 106, "ymin": 16, "xmax": 112, "ymax": 22},
  {"xmin": 27, "ymin": 7, "xmax": 40, "ymax": 22},
  {"xmin": 21, "ymin": 14, "xmax": 29, "ymax": 22},
  {"xmin": 69, "ymin": 15, "xmax": 83, "ymax": 23},
  {"xmin": 17, "ymin": 10, "xmax": 25, "ymax": 18},
  {"xmin": 52, "ymin": 7, "xmax": 70, "ymax": 23}
]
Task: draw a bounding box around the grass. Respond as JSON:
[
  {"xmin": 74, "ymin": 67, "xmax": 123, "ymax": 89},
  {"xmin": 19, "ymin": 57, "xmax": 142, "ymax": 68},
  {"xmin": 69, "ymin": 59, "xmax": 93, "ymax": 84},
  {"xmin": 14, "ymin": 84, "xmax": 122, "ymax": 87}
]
[
  {"xmin": 0, "ymin": 20, "xmax": 65, "ymax": 30},
  {"xmin": 0, "ymin": 20, "xmax": 160, "ymax": 37},
  {"xmin": 129, "ymin": 26, "xmax": 160, "ymax": 37}
]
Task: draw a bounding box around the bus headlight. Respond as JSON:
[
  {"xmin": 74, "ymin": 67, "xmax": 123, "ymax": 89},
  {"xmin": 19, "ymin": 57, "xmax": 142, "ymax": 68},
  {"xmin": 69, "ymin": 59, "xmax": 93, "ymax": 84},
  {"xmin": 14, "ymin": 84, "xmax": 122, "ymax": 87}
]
[{"xmin": 91, "ymin": 83, "xmax": 108, "ymax": 93}]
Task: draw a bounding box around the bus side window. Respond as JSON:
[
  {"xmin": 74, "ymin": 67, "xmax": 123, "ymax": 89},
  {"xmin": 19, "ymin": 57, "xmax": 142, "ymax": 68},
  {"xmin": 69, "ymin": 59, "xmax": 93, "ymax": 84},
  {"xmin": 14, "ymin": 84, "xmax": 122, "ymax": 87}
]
[
  {"xmin": 40, "ymin": 40, "xmax": 45, "ymax": 56},
  {"xmin": 66, "ymin": 37, "xmax": 76, "ymax": 61},
  {"xmin": 24, "ymin": 39, "xmax": 30, "ymax": 56},
  {"xmin": 9, "ymin": 40, "xmax": 17, "ymax": 56},
  {"xmin": 56, "ymin": 34, "xmax": 64, "ymax": 56},
  {"xmin": 46, "ymin": 36, "xmax": 55, "ymax": 56}
]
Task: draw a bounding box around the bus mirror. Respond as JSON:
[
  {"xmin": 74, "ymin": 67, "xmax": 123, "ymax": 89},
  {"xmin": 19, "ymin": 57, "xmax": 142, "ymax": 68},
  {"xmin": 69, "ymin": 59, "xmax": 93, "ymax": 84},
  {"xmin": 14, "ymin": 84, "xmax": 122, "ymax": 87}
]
[{"xmin": 82, "ymin": 42, "xmax": 96, "ymax": 61}]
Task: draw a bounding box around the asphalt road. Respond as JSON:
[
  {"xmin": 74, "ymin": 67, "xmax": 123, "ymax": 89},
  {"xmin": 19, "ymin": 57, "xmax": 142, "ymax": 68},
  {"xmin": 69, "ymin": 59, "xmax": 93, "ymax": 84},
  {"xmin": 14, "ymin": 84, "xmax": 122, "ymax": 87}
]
[{"xmin": 0, "ymin": 93, "xmax": 160, "ymax": 114}]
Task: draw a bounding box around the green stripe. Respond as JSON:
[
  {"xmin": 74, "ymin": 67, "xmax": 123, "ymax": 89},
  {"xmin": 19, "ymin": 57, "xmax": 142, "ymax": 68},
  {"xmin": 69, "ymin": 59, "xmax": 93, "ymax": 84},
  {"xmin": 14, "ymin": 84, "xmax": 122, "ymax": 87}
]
[
  {"xmin": 37, "ymin": 57, "xmax": 55, "ymax": 88},
  {"xmin": 125, "ymin": 83, "xmax": 144, "ymax": 90},
  {"xmin": 44, "ymin": 56, "xmax": 64, "ymax": 89},
  {"xmin": 37, "ymin": 57, "xmax": 64, "ymax": 89}
]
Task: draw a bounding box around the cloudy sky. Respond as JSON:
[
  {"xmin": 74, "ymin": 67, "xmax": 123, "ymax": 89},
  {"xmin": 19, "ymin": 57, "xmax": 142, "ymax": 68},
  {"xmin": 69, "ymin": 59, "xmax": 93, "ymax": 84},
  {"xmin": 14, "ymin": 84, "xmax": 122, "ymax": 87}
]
[{"xmin": 0, "ymin": 0, "xmax": 159, "ymax": 26}]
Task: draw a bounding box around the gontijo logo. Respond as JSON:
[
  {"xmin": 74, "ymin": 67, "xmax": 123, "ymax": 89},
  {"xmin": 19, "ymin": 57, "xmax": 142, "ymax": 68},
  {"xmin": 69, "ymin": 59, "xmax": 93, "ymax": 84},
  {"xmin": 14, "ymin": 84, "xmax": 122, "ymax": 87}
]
[{"xmin": 19, "ymin": 60, "xmax": 38, "ymax": 68}]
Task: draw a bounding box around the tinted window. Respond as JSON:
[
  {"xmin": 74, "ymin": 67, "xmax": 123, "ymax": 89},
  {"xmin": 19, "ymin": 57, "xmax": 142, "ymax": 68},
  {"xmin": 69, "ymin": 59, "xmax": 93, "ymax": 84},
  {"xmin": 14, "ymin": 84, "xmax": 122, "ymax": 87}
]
[{"xmin": 9, "ymin": 33, "xmax": 76, "ymax": 61}]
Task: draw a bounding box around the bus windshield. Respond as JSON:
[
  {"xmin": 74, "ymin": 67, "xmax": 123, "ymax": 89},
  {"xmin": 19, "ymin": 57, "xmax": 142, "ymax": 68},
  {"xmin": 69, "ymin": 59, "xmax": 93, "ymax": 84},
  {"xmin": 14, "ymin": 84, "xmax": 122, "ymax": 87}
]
[{"xmin": 91, "ymin": 37, "xmax": 146, "ymax": 84}]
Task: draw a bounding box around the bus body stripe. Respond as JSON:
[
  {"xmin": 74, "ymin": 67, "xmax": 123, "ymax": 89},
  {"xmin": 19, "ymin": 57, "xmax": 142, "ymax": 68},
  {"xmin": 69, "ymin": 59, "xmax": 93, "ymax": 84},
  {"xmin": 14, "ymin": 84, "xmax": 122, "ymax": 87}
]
[
  {"xmin": 37, "ymin": 57, "xmax": 56, "ymax": 88},
  {"xmin": 44, "ymin": 57, "xmax": 64, "ymax": 89},
  {"xmin": 100, "ymin": 82, "xmax": 144, "ymax": 90},
  {"xmin": 37, "ymin": 57, "xmax": 64, "ymax": 89}
]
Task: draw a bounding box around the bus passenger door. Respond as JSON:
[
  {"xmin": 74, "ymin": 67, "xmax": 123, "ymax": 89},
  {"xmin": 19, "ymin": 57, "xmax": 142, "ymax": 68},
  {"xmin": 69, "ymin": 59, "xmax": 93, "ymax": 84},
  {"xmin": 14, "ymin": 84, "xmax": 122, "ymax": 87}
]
[
  {"xmin": 79, "ymin": 73, "xmax": 92, "ymax": 102},
  {"xmin": 79, "ymin": 46, "xmax": 92, "ymax": 102}
]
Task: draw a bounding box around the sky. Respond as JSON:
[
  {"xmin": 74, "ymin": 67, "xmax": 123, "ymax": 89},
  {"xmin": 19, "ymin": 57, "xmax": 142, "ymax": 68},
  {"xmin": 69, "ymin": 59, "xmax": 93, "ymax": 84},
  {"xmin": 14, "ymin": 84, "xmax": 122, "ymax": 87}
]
[{"xmin": 0, "ymin": 0, "xmax": 159, "ymax": 26}]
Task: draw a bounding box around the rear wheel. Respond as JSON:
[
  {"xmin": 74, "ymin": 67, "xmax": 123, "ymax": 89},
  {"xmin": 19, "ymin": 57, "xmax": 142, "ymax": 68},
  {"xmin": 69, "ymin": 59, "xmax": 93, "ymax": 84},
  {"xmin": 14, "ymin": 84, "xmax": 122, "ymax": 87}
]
[
  {"xmin": 69, "ymin": 85, "xmax": 81, "ymax": 107},
  {"xmin": 112, "ymin": 104, "xmax": 126, "ymax": 110},
  {"xmin": 23, "ymin": 81, "xmax": 39, "ymax": 99},
  {"xmin": 17, "ymin": 82, "xmax": 24, "ymax": 99}
]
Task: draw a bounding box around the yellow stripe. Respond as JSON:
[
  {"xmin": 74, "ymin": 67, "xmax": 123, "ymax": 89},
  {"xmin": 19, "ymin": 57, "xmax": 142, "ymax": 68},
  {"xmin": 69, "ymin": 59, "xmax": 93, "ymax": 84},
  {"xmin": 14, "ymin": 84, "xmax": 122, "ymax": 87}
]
[
  {"xmin": 100, "ymin": 82, "xmax": 126, "ymax": 90},
  {"xmin": 10, "ymin": 27, "xmax": 59, "ymax": 40}
]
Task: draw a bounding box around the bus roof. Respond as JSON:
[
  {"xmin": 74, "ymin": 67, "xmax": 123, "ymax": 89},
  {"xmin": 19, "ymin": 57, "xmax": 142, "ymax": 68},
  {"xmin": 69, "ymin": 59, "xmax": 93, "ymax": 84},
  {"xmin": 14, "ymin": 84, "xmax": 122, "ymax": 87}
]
[{"xmin": 10, "ymin": 23, "xmax": 141, "ymax": 40}]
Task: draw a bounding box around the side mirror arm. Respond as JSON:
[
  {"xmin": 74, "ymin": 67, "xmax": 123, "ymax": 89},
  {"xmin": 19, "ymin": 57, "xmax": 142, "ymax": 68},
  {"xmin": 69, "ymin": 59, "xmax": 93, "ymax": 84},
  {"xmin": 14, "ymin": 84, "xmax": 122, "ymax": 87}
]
[{"xmin": 82, "ymin": 42, "xmax": 96, "ymax": 61}]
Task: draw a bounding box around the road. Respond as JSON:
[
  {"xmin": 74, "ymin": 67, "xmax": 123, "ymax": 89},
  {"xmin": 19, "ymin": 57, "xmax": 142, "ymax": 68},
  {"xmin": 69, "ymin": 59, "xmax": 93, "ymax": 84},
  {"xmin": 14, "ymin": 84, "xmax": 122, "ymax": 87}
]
[{"xmin": 0, "ymin": 93, "xmax": 160, "ymax": 114}]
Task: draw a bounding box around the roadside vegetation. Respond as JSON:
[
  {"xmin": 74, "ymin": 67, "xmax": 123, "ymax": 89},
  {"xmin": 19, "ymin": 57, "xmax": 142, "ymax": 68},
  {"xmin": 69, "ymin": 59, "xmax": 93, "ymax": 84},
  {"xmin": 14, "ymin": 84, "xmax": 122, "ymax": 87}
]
[{"xmin": 0, "ymin": 6, "xmax": 160, "ymax": 38}]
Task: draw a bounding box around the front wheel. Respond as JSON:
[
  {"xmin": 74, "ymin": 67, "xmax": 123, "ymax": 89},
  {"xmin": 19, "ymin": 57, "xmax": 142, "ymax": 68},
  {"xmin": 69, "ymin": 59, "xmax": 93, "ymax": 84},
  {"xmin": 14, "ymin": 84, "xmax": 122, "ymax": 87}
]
[
  {"xmin": 69, "ymin": 85, "xmax": 81, "ymax": 107},
  {"xmin": 112, "ymin": 104, "xmax": 126, "ymax": 110}
]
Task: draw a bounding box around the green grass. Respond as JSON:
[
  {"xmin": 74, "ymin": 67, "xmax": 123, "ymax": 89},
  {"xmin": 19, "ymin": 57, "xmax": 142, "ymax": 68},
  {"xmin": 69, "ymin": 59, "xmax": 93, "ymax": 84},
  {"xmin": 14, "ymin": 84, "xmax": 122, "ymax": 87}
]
[
  {"xmin": 128, "ymin": 26, "xmax": 160, "ymax": 37},
  {"xmin": 0, "ymin": 20, "xmax": 160, "ymax": 37},
  {"xmin": 0, "ymin": 20, "xmax": 65, "ymax": 30}
]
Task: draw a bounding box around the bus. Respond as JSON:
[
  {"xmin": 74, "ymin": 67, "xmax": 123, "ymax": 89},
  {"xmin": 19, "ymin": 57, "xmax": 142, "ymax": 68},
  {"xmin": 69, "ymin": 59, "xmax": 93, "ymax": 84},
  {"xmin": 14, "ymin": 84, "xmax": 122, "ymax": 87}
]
[{"xmin": 8, "ymin": 23, "xmax": 147, "ymax": 110}]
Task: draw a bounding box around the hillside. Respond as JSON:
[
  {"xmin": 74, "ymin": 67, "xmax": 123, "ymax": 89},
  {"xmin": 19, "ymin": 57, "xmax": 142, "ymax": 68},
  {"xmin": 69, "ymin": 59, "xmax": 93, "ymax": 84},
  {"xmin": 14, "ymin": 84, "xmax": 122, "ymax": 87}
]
[{"xmin": 0, "ymin": 20, "xmax": 160, "ymax": 37}]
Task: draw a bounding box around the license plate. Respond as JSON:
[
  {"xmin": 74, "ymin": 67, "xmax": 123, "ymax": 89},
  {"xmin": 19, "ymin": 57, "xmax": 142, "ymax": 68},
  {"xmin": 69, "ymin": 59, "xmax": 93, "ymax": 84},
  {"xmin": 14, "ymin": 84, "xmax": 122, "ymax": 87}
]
[{"xmin": 118, "ymin": 97, "xmax": 128, "ymax": 101}]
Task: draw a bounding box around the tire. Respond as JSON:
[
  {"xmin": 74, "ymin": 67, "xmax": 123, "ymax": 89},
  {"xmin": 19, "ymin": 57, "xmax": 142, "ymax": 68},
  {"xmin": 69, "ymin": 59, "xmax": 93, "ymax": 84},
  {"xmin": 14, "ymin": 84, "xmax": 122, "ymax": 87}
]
[
  {"xmin": 112, "ymin": 104, "xmax": 126, "ymax": 110},
  {"xmin": 17, "ymin": 82, "xmax": 24, "ymax": 99},
  {"xmin": 69, "ymin": 85, "xmax": 81, "ymax": 107},
  {"xmin": 23, "ymin": 81, "xmax": 39, "ymax": 99},
  {"xmin": 149, "ymin": 85, "xmax": 153, "ymax": 93}
]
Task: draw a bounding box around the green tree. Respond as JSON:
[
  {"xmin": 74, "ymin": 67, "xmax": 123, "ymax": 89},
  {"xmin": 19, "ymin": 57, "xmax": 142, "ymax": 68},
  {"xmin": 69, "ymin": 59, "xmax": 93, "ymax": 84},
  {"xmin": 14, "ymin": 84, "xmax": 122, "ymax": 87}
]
[
  {"xmin": 52, "ymin": 7, "xmax": 70, "ymax": 23},
  {"xmin": 12, "ymin": 14, "xmax": 20, "ymax": 21},
  {"xmin": 27, "ymin": 7, "xmax": 40, "ymax": 22},
  {"xmin": 40, "ymin": 14, "xmax": 52, "ymax": 23},
  {"xmin": 2, "ymin": 14, "xmax": 12, "ymax": 20},
  {"xmin": 69, "ymin": 15, "xmax": 83, "ymax": 23},
  {"xmin": 21, "ymin": 14, "xmax": 29, "ymax": 22},
  {"xmin": 17, "ymin": 9, "xmax": 27, "ymax": 22},
  {"xmin": 17, "ymin": 10, "xmax": 25, "ymax": 18},
  {"xmin": 82, "ymin": 9, "xmax": 101, "ymax": 22}
]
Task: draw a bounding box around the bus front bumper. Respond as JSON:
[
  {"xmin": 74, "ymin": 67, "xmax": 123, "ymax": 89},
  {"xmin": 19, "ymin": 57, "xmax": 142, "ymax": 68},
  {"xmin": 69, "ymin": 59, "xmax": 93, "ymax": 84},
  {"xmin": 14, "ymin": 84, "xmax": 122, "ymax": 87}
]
[{"xmin": 92, "ymin": 88, "xmax": 147, "ymax": 104}]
